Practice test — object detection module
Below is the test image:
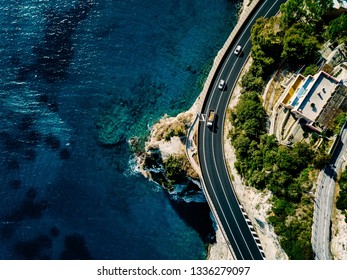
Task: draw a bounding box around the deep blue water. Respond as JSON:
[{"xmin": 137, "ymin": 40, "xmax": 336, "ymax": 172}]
[{"xmin": 0, "ymin": 0, "xmax": 239, "ymax": 259}]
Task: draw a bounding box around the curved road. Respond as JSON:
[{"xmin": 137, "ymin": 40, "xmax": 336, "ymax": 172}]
[
  {"xmin": 313, "ymin": 123, "xmax": 347, "ymax": 260},
  {"xmin": 198, "ymin": 0, "xmax": 287, "ymax": 260}
]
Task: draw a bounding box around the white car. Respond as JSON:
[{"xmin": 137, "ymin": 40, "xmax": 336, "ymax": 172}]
[
  {"xmin": 218, "ymin": 79, "xmax": 225, "ymax": 90},
  {"xmin": 234, "ymin": 45, "xmax": 242, "ymax": 55}
]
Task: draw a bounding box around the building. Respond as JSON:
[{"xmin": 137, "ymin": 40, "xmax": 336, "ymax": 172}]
[
  {"xmin": 280, "ymin": 71, "xmax": 347, "ymax": 132},
  {"xmin": 333, "ymin": 0, "xmax": 347, "ymax": 10},
  {"xmin": 332, "ymin": 0, "xmax": 347, "ymax": 15}
]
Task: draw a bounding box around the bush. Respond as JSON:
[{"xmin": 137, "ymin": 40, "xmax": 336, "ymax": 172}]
[
  {"xmin": 163, "ymin": 122, "xmax": 186, "ymax": 141},
  {"xmin": 312, "ymin": 151, "xmax": 331, "ymax": 169},
  {"xmin": 164, "ymin": 155, "xmax": 187, "ymax": 183},
  {"xmin": 163, "ymin": 154, "xmax": 199, "ymax": 184},
  {"xmin": 337, "ymin": 169, "xmax": 347, "ymax": 211},
  {"xmin": 325, "ymin": 14, "xmax": 347, "ymax": 41},
  {"xmin": 231, "ymin": 91, "xmax": 266, "ymax": 138},
  {"xmin": 332, "ymin": 112, "xmax": 347, "ymax": 135},
  {"xmin": 250, "ymin": 17, "xmax": 283, "ymax": 76},
  {"xmin": 302, "ymin": 64, "xmax": 319, "ymax": 76},
  {"xmin": 281, "ymin": 23, "xmax": 320, "ymax": 64},
  {"xmin": 241, "ymin": 69, "xmax": 265, "ymax": 93}
]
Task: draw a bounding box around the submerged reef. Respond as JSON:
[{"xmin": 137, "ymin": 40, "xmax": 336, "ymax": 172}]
[{"xmin": 95, "ymin": 75, "xmax": 165, "ymax": 146}]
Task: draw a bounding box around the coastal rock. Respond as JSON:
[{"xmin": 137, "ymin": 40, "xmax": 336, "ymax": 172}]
[
  {"xmin": 207, "ymin": 229, "xmax": 233, "ymax": 260},
  {"xmin": 331, "ymin": 207, "xmax": 347, "ymax": 259},
  {"xmin": 131, "ymin": 0, "xmax": 286, "ymax": 260},
  {"xmin": 134, "ymin": 111, "xmax": 203, "ymax": 203}
]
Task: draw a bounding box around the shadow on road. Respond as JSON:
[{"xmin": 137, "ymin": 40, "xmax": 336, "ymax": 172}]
[{"xmin": 208, "ymin": 115, "xmax": 219, "ymax": 133}]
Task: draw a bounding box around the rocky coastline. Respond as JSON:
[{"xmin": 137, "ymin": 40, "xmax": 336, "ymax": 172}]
[
  {"xmin": 133, "ymin": 110, "xmax": 204, "ymax": 203},
  {"xmin": 131, "ymin": 0, "xmax": 286, "ymax": 260},
  {"xmin": 131, "ymin": 0, "xmax": 347, "ymax": 261}
]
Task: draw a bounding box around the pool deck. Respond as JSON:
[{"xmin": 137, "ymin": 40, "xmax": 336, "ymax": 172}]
[{"xmin": 292, "ymin": 71, "xmax": 340, "ymax": 122}]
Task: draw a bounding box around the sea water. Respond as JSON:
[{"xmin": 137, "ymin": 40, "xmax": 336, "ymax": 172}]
[{"xmin": 0, "ymin": 0, "xmax": 239, "ymax": 259}]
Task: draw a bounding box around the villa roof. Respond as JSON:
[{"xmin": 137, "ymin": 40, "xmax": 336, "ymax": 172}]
[
  {"xmin": 290, "ymin": 71, "xmax": 340, "ymax": 122},
  {"xmin": 333, "ymin": 0, "xmax": 347, "ymax": 9}
]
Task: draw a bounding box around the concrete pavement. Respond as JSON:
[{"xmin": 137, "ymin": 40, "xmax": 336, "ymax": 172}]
[
  {"xmin": 313, "ymin": 123, "xmax": 347, "ymax": 259},
  {"xmin": 197, "ymin": 0, "xmax": 287, "ymax": 260}
]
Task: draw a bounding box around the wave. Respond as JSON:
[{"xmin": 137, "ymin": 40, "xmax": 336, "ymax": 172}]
[{"xmin": 169, "ymin": 184, "xmax": 207, "ymax": 203}]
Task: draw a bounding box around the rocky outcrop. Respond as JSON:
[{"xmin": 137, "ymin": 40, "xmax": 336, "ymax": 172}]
[
  {"xmin": 331, "ymin": 208, "xmax": 347, "ymax": 260},
  {"xmin": 133, "ymin": 110, "xmax": 205, "ymax": 203},
  {"xmin": 131, "ymin": 0, "xmax": 288, "ymax": 260}
]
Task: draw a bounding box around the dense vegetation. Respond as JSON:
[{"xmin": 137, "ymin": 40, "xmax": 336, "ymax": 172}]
[
  {"xmin": 325, "ymin": 14, "xmax": 347, "ymax": 42},
  {"xmin": 337, "ymin": 169, "xmax": 347, "ymax": 222},
  {"xmin": 331, "ymin": 112, "xmax": 347, "ymax": 135},
  {"xmin": 228, "ymin": 91, "xmax": 326, "ymax": 259},
  {"xmin": 228, "ymin": 0, "xmax": 346, "ymax": 259},
  {"xmin": 164, "ymin": 154, "xmax": 199, "ymax": 185},
  {"xmin": 229, "ymin": 93, "xmax": 314, "ymax": 198},
  {"xmin": 241, "ymin": 0, "xmax": 347, "ymax": 93}
]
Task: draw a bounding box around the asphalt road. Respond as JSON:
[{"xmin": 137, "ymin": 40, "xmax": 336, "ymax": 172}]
[
  {"xmin": 198, "ymin": 0, "xmax": 287, "ymax": 260},
  {"xmin": 313, "ymin": 123, "xmax": 347, "ymax": 260}
]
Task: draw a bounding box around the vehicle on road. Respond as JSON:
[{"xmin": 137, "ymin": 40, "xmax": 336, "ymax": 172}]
[
  {"xmin": 218, "ymin": 79, "xmax": 225, "ymax": 90},
  {"xmin": 206, "ymin": 110, "xmax": 216, "ymax": 127},
  {"xmin": 234, "ymin": 45, "xmax": 242, "ymax": 55}
]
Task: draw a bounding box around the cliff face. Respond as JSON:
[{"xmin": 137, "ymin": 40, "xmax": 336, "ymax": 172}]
[
  {"xmin": 131, "ymin": 110, "xmax": 219, "ymax": 247},
  {"xmin": 131, "ymin": 0, "xmax": 289, "ymax": 260},
  {"xmin": 134, "ymin": 110, "xmax": 205, "ymax": 203}
]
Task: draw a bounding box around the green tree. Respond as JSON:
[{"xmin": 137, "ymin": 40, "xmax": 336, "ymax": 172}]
[
  {"xmin": 337, "ymin": 168, "xmax": 347, "ymax": 211},
  {"xmin": 249, "ymin": 147, "xmax": 264, "ymax": 171},
  {"xmin": 259, "ymin": 134, "xmax": 278, "ymax": 153},
  {"xmin": 248, "ymin": 169, "xmax": 267, "ymax": 189},
  {"xmin": 233, "ymin": 92, "xmax": 266, "ymax": 138},
  {"xmin": 281, "ymin": 23, "xmax": 320, "ymax": 64},
  {"xmin": 266, "ymin": 171, "xmax": 293, "ymax": 197},
  {"xmin": 290, "ymin": 237, "xmax": 314, "ymax": 260},
  {"xmin": 251, "ymin": 17, "xmax": 283, "ymax": 76},
  {"xmin": 304, "ymin": 0, "xmax": 333, "ymax": 28},
  {"xmin": 312, "ymin": 151, "xmax": 331, "ymax": 169},
  {"xmin": 287, "ymin": 181, "xmax": 302, "ymax": 202},
  {"xmin": 332, "ymin": 112, "xmax": 347, "ymax": 135},
  {"xmin": 164, "ymin": 155, "xmax": 186, "ymax": 182},
  {"xmin": 240, "ymin": 68, "xmax": 265, "ymax": 92},
  {"xmin": 326, "ymin": 14, "xmax": 347, "ymax": 41},
  {"xmin": 263, "ymin": 149, "xmax": 278, "ymax": 171},
  {"xmin": 275, "ymin": 146, "xmax": 294, "ymax": 171},
  {"xmin": 272, "ymin": 197, "xmax": 294, "ymax": 216},
  {"xmin": 280, "ymin": 0, "xmax": 333, "ymax": 30},
  {"xmin": 280, "ymin": 0, "xmax": 306, "ymax": 28},
  {"xmin": 290, "ymin": 142, "xmax": 313, "ymax": 171},
  {"xmin": 242, "ymin": 118, "xmax": 263, "ymax": 138},
  {"xmin": 302, "ymin": 64, "xmax": 319, "ymax": 76},
  {"xmin": 232, "ymin": 134, "xmax": 251, "ymax": 159}
]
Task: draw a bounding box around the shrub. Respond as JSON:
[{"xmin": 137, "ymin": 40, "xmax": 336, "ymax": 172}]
[
  {"xmin": 164, "ymin": 155, "xmax": 187, "ymax": 183},
  {"xmin": 302, "ymin": 64, "xmax": 319, "ymax": 76},
  {"xmin": 337, "ymin": 169, "xmax": 347, "ymax": 211}
]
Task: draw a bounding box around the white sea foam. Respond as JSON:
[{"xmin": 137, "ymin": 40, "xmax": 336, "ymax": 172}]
[
  {"xmin": 169, "ymin": 184, "xmax": 207, "ymax": 203},
  {"xmin": 124, "ymin": 154, "xmax": 142, "ymax": 177}
]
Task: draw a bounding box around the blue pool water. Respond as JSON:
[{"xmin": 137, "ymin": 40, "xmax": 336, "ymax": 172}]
[
  {"xmin": 0, "ymin": 0, "xmax": 239, "ymax": 259},
  {"xmin": 291, "ymin": 76, "xmax": 313, "ymax": 107}
]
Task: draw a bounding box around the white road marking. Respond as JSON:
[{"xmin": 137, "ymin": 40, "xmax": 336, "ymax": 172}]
[{"xmin": 201, "ymin": 0, "xmax": 281, "ymax": 259}]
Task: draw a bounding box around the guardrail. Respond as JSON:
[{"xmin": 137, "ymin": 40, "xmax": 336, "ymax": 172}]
[
  {"xmin": 192, "ymin": 0, "xmax": 262, "ymax": 116},
  {"xmin": 185, "ymin": 0, "xmax": 263, "ymax": 259},
  {"xmin": 186, "ymin": 0, "xmax": 263, "ymax": 174}
]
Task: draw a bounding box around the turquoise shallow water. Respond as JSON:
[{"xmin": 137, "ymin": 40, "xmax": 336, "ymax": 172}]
[{"xmin": 0, "ymin": 0, "xmax": 239, "ymax": 259}]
